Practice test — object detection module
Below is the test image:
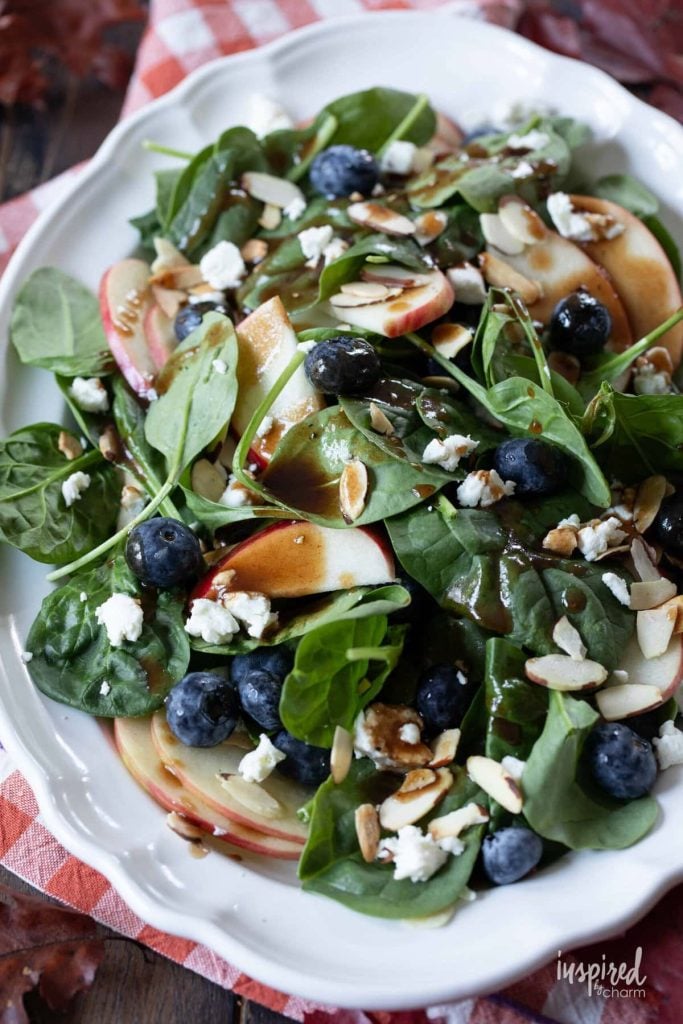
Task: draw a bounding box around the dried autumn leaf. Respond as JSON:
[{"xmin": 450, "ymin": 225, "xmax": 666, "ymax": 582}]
[{"xmin": 0, "ymin": 883, "xmax": 104, "ymax": 1024}]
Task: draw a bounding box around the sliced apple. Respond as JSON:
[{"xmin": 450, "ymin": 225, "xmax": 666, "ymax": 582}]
[
  {"xmin": 150, "ymin": 712, "xmax": 309, "ymax": 843},
  {"xmin": 487, "ymin": 230, "xmax": 633, "ymax": 350},
  {"xmin": 99, "ymin": 258, "xmax": 158, "ymax": 399},
  {"xmin": 114, "ymin": 717, "xmax": 302, "ymax": 859},
  {"xmin": 615, "ymin": 632, "xmax": 683, "ymax": 700},
  {"xmin": 326, "ymin": 267, "xmax": 454, "ymax": 338},
  {"xmin": 191, "ymin": 520, "xmax": 395, "ymax": 601},
  {"xmin": 571, "ymin": 195, "xmax": 683, "ymax": 368},
  {"xmin": 234, "ymin": 296, "xmax": 324, "ymax": 464},
  {"xmin": 144, "ymin": 303, "xmax": 179, "ymax": 370}
]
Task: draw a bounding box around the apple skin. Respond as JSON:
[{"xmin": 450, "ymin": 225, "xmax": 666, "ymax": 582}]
[
  {"xmin": 143, "ymin": 303, "xmax": 179, "ymax": 370},
  {"xmin": 326, "ymin": 268, "xmax": 454, "ymax": 338},
  {"xmin": 190, "ymin": 520, "xmax": 396, "ymax": 601},
  {"xmin": 114, "ymin": 717, "xmax": 302, "ymax": 859},
  {"xmin": 99, "ymin": 259, "xmax": 158, "ymax": 399},
  {"xmin": 616, "ymin": 633, "xmax": 683, "ymax": 701}
]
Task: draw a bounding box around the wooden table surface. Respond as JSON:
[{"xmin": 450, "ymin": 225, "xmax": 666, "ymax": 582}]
[{"xmin": 0, "ymin": 35, "xmax": 297, "ymax": 1024}]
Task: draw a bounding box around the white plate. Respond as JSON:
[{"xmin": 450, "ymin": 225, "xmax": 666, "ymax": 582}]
[{"xmin": 1, "ymin": 10, "xmax": 683, "ymax": 1011}]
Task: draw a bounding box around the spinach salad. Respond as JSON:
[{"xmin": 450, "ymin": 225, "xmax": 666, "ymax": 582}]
[{"xmin": 4, "ymin": 86, "xmax": 683, "ymax": 921}]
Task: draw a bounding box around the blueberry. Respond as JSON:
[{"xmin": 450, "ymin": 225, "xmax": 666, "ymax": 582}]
[
  {"xmin": 481, "ymin": 827, "xmax": 543, "ymax": 885},
  {"xmin": 309, "ymin": 145, "xmax": 379, "ymax": 199},
  {"xmin": 549, "ymin": 290, "xmax": 612, "ymax": 357},
  {"xmin": 493, "ymin": 438, "xmax": 568, "ymax": 496},
  {"xmin": 174, "ymin": 300, "xmax": 229, "ymax": 341},
  {"xmin": 585, "ymin": 722, "xmax": 657, "ymax": 800},
  {"xmin": 654, "ymin": 490, "xmax": 683, "ymax": 555},
  {"xmin": 415, "ymin": 664, "xmax": 476, "ymax": 734},
  {"xmin": 231, "ymin": 647, "xmax": 293, "ymax": 686},
  {"xmin": 391, "ymin": 574, "xmax": 429, "ymax": 625},
  {"xmin": 272, "ymin": 730, "xmax": 330, "ymax": 786},
  {"xmin": 125, "ymin": 517, "xmax": 203, "ymax": 588},
  {"xmin": 165, "ymin": 672, "xmax": 239, "ymax": 747},
  {"xmin": 304, "ymin": 336, "xmax": 381, "ymax": 395},
  {"xmin": 231, "ymin": 647, "xmax": 293, "ymax": 731}
]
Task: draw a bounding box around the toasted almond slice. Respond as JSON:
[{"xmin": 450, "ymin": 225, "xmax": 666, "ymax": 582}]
[
  {"xmin": 596, "ymin": 683, "xmax": 664, "ymax": 720},
  {"xmin": 429, "ymin": 728, "xmax": 460, "ymax": 768},
  {"xmin": 525, "ymin": 653, "xmax": 608, "ymax": 691},
  {"xmin": 466, "ymin": 756, "xmax": 523, "ymax": 814},
  {"xmin": 427, "ymin": 802, "xmax": 489, "ymax": 841},
  {"xmin": 258, "ymin": 203, "xmax": 282, "ymax": 230},
  {"xmin": 432, "ymin": 323, "xmax": 473, "ymax": 359},
  {"xmin": 212, "ymin": 568, "xmax": 237, "ymax": 590},
  {"xmin": 414, "ymin": 210, "xmax": 448, "ymax": 246},
  {"xmin": 361, "ymin": 264, "xmax": 431, "ymax": 288},
  {"xmin": 339, "ymin": 458, "xmax": 368, "ymax": 523},
  {"xmin": 355, "ymin": 803, "xmax": 381, "ymax": 863},
  {"xmin": 634, "ymin": 475, "xmax": 668, "ymax": 534},
  {"xmin": 220, "ymin": 775, "xmax": 283, "ymax": 819},
  {"xmin": 542, "ymin": 526, "xmax": 579, "ymax": 558},
  {"xmin": 631, "ymin": 537, "xmax": 661, "ymax": 582},
  {"xmin": 58, "ymin": 431, "xmax": 83, "ymax": 461},
  {"xmin": 151, "ymin": 237, "xmax": 190, "ymax": 273},
  {"xmin": 637, "ymin": 604, "xmax": 678, "ymax": 659},
  {"xmin": 331, "ymin": 725, "xmax": 353, "ymax": 784},
  {"xmin": 348, "ymin": 201, "xmax": 416, "ymax": 237},
  {"xmin": 395, "ymin": 768, "xmax": 438, "ymax": 797},
  {"xmin": 369, "ymin": 402, "xmax": 395, "ymax": 435},
  {"xmin": 241, "ymin": 238, "xmax": 269, "ymax": 264},
  {"xmin": 547, "ymin": 350, "xmax": 581, "ymax": 386},
  {"xmin": 498, "ymin": 195, "xmax": 547, "ymax": 245},
  {"xmin": 379, "ymin": 768, "xmax": 453, "ymax": 831},
  {"xmin": 241, "ymin": 171, "xmax": 305, "ymax": 210},
  {"xmin": 150, "ymin": 264, "xmax": 204, "ymax": 290},
  {"xmin": 479, "ymin": 252, "xmax": 542, "ymax": 304},
  {"xmin": 217, "ymin": 435, "xmax": 236, "ymax": 469},
  {"xmin": 152, "ymin": 285, "xmax": 187, "ymax": 319},
  {"xmin": 340, "ymin": 281, "xmax": 392, "ymax": 300},
  {"xmin": 552, "ymin": 616, "xmax": 587, "ymax": 661},
  {"xmin": 191, "ymin": 458, "xmax": 228, "ymax": 503},
  {"xmin": 480, "ymin": 212, "xmax": 526, "ymax": 255},
  {"xmin": 329, "ymin": 291, "xmax": 387, "ymax": 308},
  {"xmin": 166, "ymin": 811, "xmax": 205, "ymax": 842},
  {"xmin": 98, "ymin": 424, "xmax": 123, "ymax": 462},
  {"xmin": 630, "ymin": 578, "xmax": 677, "ymax": 611}
]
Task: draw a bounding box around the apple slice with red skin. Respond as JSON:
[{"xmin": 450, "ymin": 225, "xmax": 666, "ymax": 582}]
[
  {"xmin": 143, "ymin": 303, "xmax": 179, "ymax": 370},
  {"xmin": 149, "ymin": 712, "xmax": 309, "ymax": 843},
  {"xmin": 233, "ymin": 296, "xmax": 324, "ymax": 465},
  {"xmin": 99, "ymin": 258, "xmax": 158, "ymax": 399},
  {"xmin": 614, "ymin": 632, "xmax": 683, "ymax": 701},
  {"xmin": 114, "ymin": 717, "xmax": 302, "ymax": 859},
  {"xmin": 570, "ymin": 195, "xmax": 683, "ymax": 369},
  {"xmin": 326, "ymin": 267, "xmax": 454, "ymax": 338},
  {"xmin": 191, "ymin": 520, "xmax": 395, "ymax": 601}
]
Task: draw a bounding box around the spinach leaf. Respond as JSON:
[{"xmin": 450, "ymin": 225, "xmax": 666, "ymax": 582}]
[
  {"xmin": 10, "ymin": 268, "xmax": 112, "ymax": 377},
  {"xmin": 262, "ymin": 114, "xmax": 338, "ymax": 181},
  {"xmin": 592, "ymin": 174, "xmax": 659, "ymax": 218},
  {"xmin": 26, "ymin": 556, "xmax": 189, "ymax": 716},
  {"xmin": 643, "ymin": 215, "xmax": 682, "ymax": 280},
  {"xmin": 280, "ymin": 617, "xmax": 405, "ymax": 746},
  {"xmin": 130, "ymin": 208, "xmax": 162, "ymax": 255},
  {"xmin": 299, "ymin": 761, "xmax": 484, "ymax": 919},
  {"xmin": 484, "ymin": 638, "xmax": 547, "ymax": 764},
  {"xmin": 180, "ymin": 485, "xmax": 291, "ymax": 530},
  {"xmin": 414, "ymin": 388, "xmax": 501, "ymax": 452},
  {"xmin": 155, "ymin": 168, "xmax": 183, "ymax": 229},
  {"xmin": 587, "ymin": 386, "xmax": 683, "ymax": 482},
  {"xmin": 522, "ymin": 692, "xmax": 658, "ymax": 849},
  {"xmin": 321, "ymin": 87, "xmax": 436, "ymax": 151},
  {"xmin": 0, "ymin": 423, "xmax": 119, "ymax": 564},
  {"xmin": 431, "ymin": 203, "xmax": 484, "ymax": 267},
  {"xmin": 317, "ymin": 234, "xmax": 429, "ymax": 302}
]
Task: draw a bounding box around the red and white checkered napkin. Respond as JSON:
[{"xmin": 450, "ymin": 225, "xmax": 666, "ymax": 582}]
[{"xmin": 1, "ymin": 1, "xmax": 682, "ymax": 1021}]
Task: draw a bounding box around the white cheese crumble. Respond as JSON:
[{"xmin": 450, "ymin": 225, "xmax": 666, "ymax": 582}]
[
  {"xmin": 61, "ymin": 471, "xmax": 91, "ymax": 508},
  {"xmin": 322, "ymin": 236, "xmax": 349, "ymax": 265},
  {"xmin": 446, "ymin": 263, "xmax": 487, "ymax": 305},
  {"xmin": 68, "ymin": 376, "xmax": 109, "ymax": 413},
  {"xmin": 353, "ymin": 712, "xmax": 394, "ymax": 769},
  {"xmin": 577, "ymin": 517, "xmax": 627, "ymax": 561},
  {"xmin": 200, "ymin": 241, "xmax": 246, "ymax": 289},
  {"xmin": 221, "ymin": 591, "xmax": 277, "ymax": 639},
  {"xmin": 422, "ymin": 434, "xmax": 479, "ymax": 473},
  {"xmin": 189, "ymin": 289, "xmax": 224, "ymax": 305},
  {"xmin": 298, "ymin": 225, "xmax": 334, "ymax": 268},
  {"xmin": 184, "ymin": 599, "xmax": 239, "ymax": 645},
  {"xmin": 219, "ymin": 474, "xmax": 253, "ymax": 508},
  {"xmin": 95, "ymin": 594, "xmax": 144, "ymax": 647},
  {"xmin": 653, "ymin": 720, "xmax": 683, "ymax": 770},
  {"xmin": 557, "ymin": 513, "xmax": 581, "ymax": 528},
  {"xmin": 378, "ymin": 826, "xmax": 450, "ymax": 883},
  {"xmin": 547, "ymin": 191, "xmax": 624, "ymax": 243},
  {"xmin": 99, "ymin": 680, "xmax": 111, "ymax": 696},
  {"xmin": 79, "ymin": 591, "xmax": 87, "ymax": 602},
  {"xmin": 212, "ymin": 358, "xmax": 228, "ymax": 375},
  {"xmin": 245, "ymin": 93, "xmax": 293, "ymax": 138},
  {"xmin": 501, "ymin": 755, "xmax": 526, "ymax": 781},
  {"xmin": 633, "ymin": 362, "xmax": 672, "ymax": 395},
  {"xmin": 510, "ymin": 159, "xmax": 534, "ymax": 179},
  {"xmin": 283, "ymin": 195, "xmax": 306, "ymax": 220},
  {"xmin": 507, "ymin": 129, "xmax": 549, "ymax": 151},
  {"xmin": 379, "ymin": 140, "xmax": 417, "ymax": 175},
  {"xmin": 602, "ymin": 571, "xmax": 630, "ymax": 607},
  {"xmin": 399, "ymin": 722, "xmax": 421, "ymax": 745},
  {"xmin": 20, "ymin": 651, "xmax": 33, "ymax": 664},
  {"xmin": 457, "ymin": 469, "xmax": 516, "ymax": 508},
  {"xmin": 238, "ymin": 733, "xmax": 286, "ymax": 783}
]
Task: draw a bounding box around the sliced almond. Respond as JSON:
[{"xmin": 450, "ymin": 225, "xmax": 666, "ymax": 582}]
[
  {"xmin": 331, "ymin": 725, "xmax": 353, "ymax": 784},
  {"xmin": 340, "ymin": 281, "xmax": 392, "ymax": 300},
  {"xmin": 427, "ymin": 802, "xmax": 489, "ymax": 841},
  {"xmin": 596, "ymin": 683, "xmax": 664, "ymax": 720},
  {"xmin": 480, "ymin": 212, "xmax": 526, "ymax": 255},
  {"xmin": 355, "ymin": 704, "xmax": 433, "ymax": 770},
  {"xmin": 166, "ymin": 811, "xmax": 205, "ymax": 842},
  {"xmin": 525, "ymin": 653, "xmax": 607, "ymax": 691},
  {"xmin": 661, "ymin": 595, "xmax": 683, "ymax": 634},
  {"xmin": 191, "ymin": 458, "xmax": 228, "ymax": 503},
  {"xmin": 378, "ymin": 768, "xmax": 453, "ymax": 831},
  {"xmin": 369, "ymin": 402, "xmax": 395, "ymax": 436},
  {"xmin": 212, "ymin": 568, "xmax": 236, "ymax": 590},
  {"xmin": 339, "ymin": 458, "xmax": 368, "ymax": 523},
  {"xmin": 220, "ymin": 775, "xmax": 283, "ymax": 819},
  {"xmin": 429, "ymin": 728, "xmax": 461, "ymax": 768},
  {"xmin": 542, "ymin": 526, "xmax": 578, "ymax": 558},
  {"xmin": 466, "ymin": 756, "xmax": 523, "ymax": 814},
  {"xmin": 355, "ymin": 803, "xmax": 381, "ymax": 863},
  {"xmin": 634, "ymin": 475, "xmax": 668, "ymax": 534},
  {"xmin": 636, "ymin": 604, "xmax": 678, "ymax": 659},
  {"xmin": 58, "ymin": 431, "xmax": 83, "ymax": 461},
  {"xmin": 241, "ymin": 238, "xmax": 268, "ymax": 264},
  {"xmin": 479, "ymin": 252, "xmax": 542, "ymax": 305},
  {"xmin": 98, "ymin": 424, "xmax": 123, "ymax": 462},
  {"xmin": 642, "ymin": 346, "xmax": 673, "ymax": 375},
  {"xmin": 498, "ymin": 195, "xmax": 547, "ymax": 245},
  {"xmin": 552, "ymin": 616, "xmax": 587, "ymax": 661},
  {"xmin": 329, "ymin": 291, "xmax": 388, "ymax": 309},
  {"xmin": 395, "ymin": 768, "xmax": 438, "ymax": 796},
  {"xmin": 630, "ymin": 578, "xmax": 677, "ymax": 611},
  {"xmin": 217, "ymin": 435, "xmax": 236, "ymax": 469},
  {"xmin": 361, "ymin": 264, "xmax": 431, "ymax": 288},
  {"xmin": 258, "ymin": 203, "xmax": 281, "ymax": 230},
  {"xmin": 150, "ymin": 264, "xmax": 204, "ymax": 290},
  {"xmin": 414, "ymin": 210, "xmax": 448, "ymax": 246},
  {"xmin": 151, "ymin": 237, "xmax": 189, "ymax": 274},
  {"xmin": 347, "ymin": 202, "xmax": 416, "ymax": 237},
  {"xmin": 152, "ymin": 285, "xmax": 187, "ymax": 319},
  {"xmin": 547, "ymin": 350, "xmax": 581, "ymax": 386},
  {"xmin": 241, "ymin": 171, "xmax": 305, "ymax": 210},
  {"xmin": 631, "ymin": 537, "xmax": 661, "ymax": 582},
  {"xmin": 432, "ymin": 323, "xmax": 473, "ymax": 359}
]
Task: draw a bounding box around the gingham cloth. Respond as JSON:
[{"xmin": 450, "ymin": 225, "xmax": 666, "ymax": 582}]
[{"xmin": 1, "ymin": 2, "xmax": 682, "ymax": 1022}]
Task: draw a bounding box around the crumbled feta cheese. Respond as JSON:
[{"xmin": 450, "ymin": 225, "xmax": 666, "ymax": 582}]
[
  {"xmin": 577, "ymin": 517, "xmax": 627, "ymax": 561},
  {"xmin": 238, "ymin": 733, "xmax": 286, "ymax": 783},
  {"xmin": 212, "ymin": 358, "xmax": 228, "ymax": 375},
  {"xmin": 602, "ymin": 571, "xmax": 630, "ymax": 607},
  {"xmin": 99, "ymin": 680, "xmax": 111, "ymax": 696},
  {"xmin": 284, "ymin": 195, "xmax": 306, "ymax": 220},
  {"xmin": 510, "ymin": 160, "xmax": 534, "ymax": 179},
  {"xmin": 379, "ymin": 140, "xmax": 417, "ymax": 175},
  {"xmin": 69, "ymin": 376, "xmax": 109, "ymax": 413},
  {"xmin": 457, "ymin": 469, "xmax": 516, "ymax": 508},
  {"xmin": 633, "ymin": 362, "xmax": 672, "ymax": 395},
  {"xmin": 378, "ymin": 826, "xmax": 449, "ymax": 883},
  {"xmin": 221, "ymin": 591, "xmax": 277, "ymax": 639},
  {"xmin": 255, "ymin": 415, "xmax": 274, "ymax": 439},
  {"xmin": 507, "ymin": 129, "xmax": 549, "ymax": 151},
  {"xmin": 200, "ymin": 241, "xmax": 246, "ymax": 289},
  {"xmin": 501, "ymin": 755, "xmax": 526, "ymax": 781},
  {"xmin": 20, "ymin": 651, "xmax": 33, "ymax": 664},
  {"xmin": 322, "ymin": 236, "xmax": 349, "ymax": 265},
  {"xmin": 456, "ymin": 670, "xmax": 468, "ymax": 687},
  {"xmin": 245, "ymin": 93, "xmax": 293, "ymax": 137},
  {"xmin": 547, "ymin": 191, "xmax": 624, "ymax": 243},
  {"xmin": 189, "ymin": 290, "xmax": 224, "ymax": 305},
  {"xmin": 95, "ymin": 594, "xmax": 144, "ymax": 646},
  {"xmin": 422, "ymin": 434, "xmax": 479, "ymax": 473},
  {"xmin": 653, "ymin": 720, "xmax": 683, "ymax": 770},
  {"xmin": 437, "ymin": 835, "xmax": 466, "ymax": 856},
  {"xmin": 219, "ymin": 474, "xmax": 253, "ymax": 508},
  {"xmin": 184, "ymin": 598, "xmax": 239, "ymax": 645},
  {"xmin": 79, "ymin": 591, "xmax": 87, "ymax": 602},
  {"xmin": 557, "ymin": 513, "xmax": 581, "ymax": 529},
  {"xmin": 446, "ymin": 263, "xmax": 487, "ymax": 305},
  {"xmin": 399, "ymin": 723, "xmax": 421, "ymax": 745},
  {"xmin": 298, "ymin": 225, "xmax": 334, "ymax": 268},
  {"xmin": 61, "ymin": 471, "xmax": 91, "ymax": 507}
]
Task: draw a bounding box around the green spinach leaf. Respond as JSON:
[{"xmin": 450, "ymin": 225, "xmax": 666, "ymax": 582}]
[
  {"xmin": 317, "ymin": 234, "xmax": 429, "ymax": 302},
  {"xmin": 592, "ymin": 174, "xmax": 659, "ymax": 218},
  {"xmin": 484, "ymin": 638, "xmax": 547, "ymax": 764},
  {"xmin": 587, "ymin": 386, "xmax": 683, "ymax": 482},
  {"xmin": 321, "ymin": 87, "xmax": 436, "ymax": 151}
]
